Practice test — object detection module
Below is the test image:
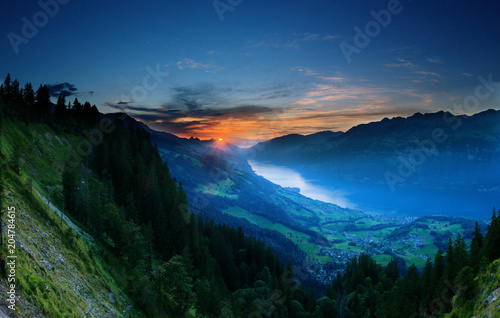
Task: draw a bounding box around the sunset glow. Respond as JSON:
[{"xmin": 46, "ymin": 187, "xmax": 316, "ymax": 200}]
[{"xmin": 2, "ymin": 1, "xmax": 499, "ymax": 147}]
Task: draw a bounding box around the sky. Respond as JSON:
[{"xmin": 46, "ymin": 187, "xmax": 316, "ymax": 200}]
[{"xmin": 1, "ymin": 0, "xmax": 500, "ymax": 146}]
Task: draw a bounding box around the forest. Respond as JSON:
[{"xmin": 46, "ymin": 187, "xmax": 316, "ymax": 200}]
[{"xmin": 0, "ymin": 73, "xmax": 499, "ymax": 317}]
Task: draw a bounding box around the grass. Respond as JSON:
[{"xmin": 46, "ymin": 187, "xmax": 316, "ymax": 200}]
[
  {"xmin": 372, "ymin": 254, "xmax": 392, "ymax": 266},
  {"xmin": 0, "ymin": 118, "xmax": 145, "ymax": 317},
  {"xmin": 224, "ymin": 206, "xmax": 324, "ymax": 260},
  {"xmin": 197, "ymin": 178, "xmax": 238, "ymax": 199}
]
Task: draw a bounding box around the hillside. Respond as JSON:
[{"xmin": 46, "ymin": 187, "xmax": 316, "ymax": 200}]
[
  {"xmin": 0, "ymin": 119, "xmax": 142, "ymax": 317},
  {"xmin": 0, "ymin": 82, "xmax": 323, "ymax": 317},
  {"xmin": 447, "ymin": 258, "xmax": 500, "ymax": 317}
]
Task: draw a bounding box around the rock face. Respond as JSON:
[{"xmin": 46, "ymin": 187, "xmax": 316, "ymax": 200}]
[{"xmin": 483, "ymin": 287, "xmax": 499, "ymax": 307}]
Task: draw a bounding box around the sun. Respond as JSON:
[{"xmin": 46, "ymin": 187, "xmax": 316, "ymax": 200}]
[{"xmin": 218, "ymin": 138, "xmax": 223, "ymax": 142}]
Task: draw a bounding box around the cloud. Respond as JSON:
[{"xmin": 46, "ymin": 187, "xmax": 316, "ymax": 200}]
[
  {"xmin": 322, "ymin": 35, "xmax": 342, "ymax": 40},
  {"xmin": 293, "ymin": 67, "xmax": 319, "ymax": 77},
  {"xmin": 378, "ymin": 45, "xmax": 418, "ymax": 53},
  {"xmin": 384, "ymin": 58, "xmax": 442, "ymax": 83},
  {"xmin": 247, "ymin": 32, "xmax": 341, "ymax": 50},
  {"xmin": 426, "ymin": 58, "xmax": 443, "ymax": 64},
  {"xmin": 46, "ymin": 82, "xmax": 78, "ymax": 97},
  {"xmin": 384, "ymin": 58, "xmax": 417, "ymax": 70},
  {"xmin": 293, "ymin": 67, "xmax": 348, "ymax": 83},
  {"xmin": 319, "ymin": 76, "xmax": 347, "ymax": 83},
  {"xmin": 104, "ymin": 101, "xmax": 276, "ymax": 138},
  {"xmin": 415, "ymin": 71, "xmax": 441, "ymax": 78},
  {"xmin": 169, "ymin": 84, "xmax": 225, "ymax": 111},
  {"xmin": 176, "ymin": 58, "xmax": 212, "ymax": 70}
]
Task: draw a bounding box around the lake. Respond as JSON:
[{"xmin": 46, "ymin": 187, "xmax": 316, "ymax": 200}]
[{"xmin": 248, "ymin": 160, "xmax": 498, "ymax": 220}]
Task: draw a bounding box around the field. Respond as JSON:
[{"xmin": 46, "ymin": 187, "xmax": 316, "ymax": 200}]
[{"xmin": 224, "ymin": 195, "xmax": 481, "ymax": 278}]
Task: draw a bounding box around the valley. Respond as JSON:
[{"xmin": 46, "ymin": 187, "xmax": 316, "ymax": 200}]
[
  {"xmin": 147, "ymin": 113, "xmax": 495, "ymax": 283},
  {"xmin": 0, "ymin": 94, "xmax": 497, "ymax": 316}
]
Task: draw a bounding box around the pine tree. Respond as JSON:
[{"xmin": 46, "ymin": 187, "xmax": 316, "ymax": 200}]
[
  {"xmin": 23, "ymin": 83, "xmax": 35, "ymax": 107},
  {"xmin": 11, "ymin": 80, "xmax": 20, "ymax": 99},
  {"xmin": 153, "ymin": 255, "xmax": 195, "ymax": 317},
  {"xmin": 470, "ymin": 221, "xmax": 484, "ymax": 273},
  {"xmin": 432, "ymin": 249, "xmax": 445, "ymax": 294},
  {"xmin": 484, "ymin": 208, "xmax": 500, "ymax": 262},
  {"xmin": 23, "ymin": 83, "xmax": 35, "ymax": 122},
  {"xmin": 35, "ymin": 84, "xmax": 50, "ymax": 122},
  {"xmin": 445, "ymin": 237, "xmax": 455, "ymax": 281},
  {"xmin": 3, "ymin": 74, "xmax": 11, "ymax": 97},
  {"xmin": 453, "ymin": 234, "xmax": 468, "ymax": 271},
  {"xmin": 385, "ymin": 258, "xmax": 399, "ymax": 283},
  {"xmin": 419, "ymin": 258, "xmax": 434, "ymax": 308},
  {"xmin": 55, "ymin": 94, "xmax": 66, "ymax": 117},
  {"xmin": 72, "ymin": 98, "xmax": 82, "ymax": 114}
]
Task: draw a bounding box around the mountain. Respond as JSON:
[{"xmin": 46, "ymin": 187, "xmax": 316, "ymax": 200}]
[
  {"xmin": 109, "ymin": 113, "xmax": 494, "ymax": 283},
  {"xmin": 0, "ymin": 76, "xmax": 500, "ymax": 317},
  {"xmin": 250, "ymin": 110, "xmax": 500, "ymax": 188},
  {"xmin": 248, "ymin": 109, "xmax": 500, "ymax": 218},
  {"xmin": 249, "ymin": 131, "xmax": 343, "ymax": 161},
  {"xmin": 3, "ymin": 75, "xmax": 500, "ymax": 317}
]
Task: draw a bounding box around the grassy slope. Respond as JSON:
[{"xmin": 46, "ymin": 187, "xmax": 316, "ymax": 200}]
[
  {"xmin": 0, "ymin": 119, "xmax": 144, "ymax": 317},
  {"xmin": 447, "ymin": 259, "xmax": 500, "ymax": 317}
]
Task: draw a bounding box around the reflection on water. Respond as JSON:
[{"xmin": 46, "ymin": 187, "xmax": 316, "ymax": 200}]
[{"xmin": 248, "ymin": 160, "xmax": 356, "ymax": 209}]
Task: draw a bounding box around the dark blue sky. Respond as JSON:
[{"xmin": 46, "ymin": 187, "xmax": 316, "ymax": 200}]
[{"xmin": 2, "ymin": 0, "xmax": 500, "ymax": 145}]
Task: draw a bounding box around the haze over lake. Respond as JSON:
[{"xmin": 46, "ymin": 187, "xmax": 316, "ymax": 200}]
[
  {"xmin": 248, "ymin": 160, "xmax": 497, "ymax": 220},
  {"xmin": 249, "ymin": 160, "xmax": 356, "ymax": 209}
]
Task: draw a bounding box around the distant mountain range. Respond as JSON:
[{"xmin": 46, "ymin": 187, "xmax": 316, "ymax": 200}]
[
  {"xmin": 101, "ymin": 110, "xmax": 498, "ymax": 279},
  {"xmin": 248, "ymin": 109, "xmax": 500, "ymax": 191}
]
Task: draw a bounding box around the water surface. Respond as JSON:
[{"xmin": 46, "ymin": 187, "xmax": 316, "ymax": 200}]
[{"xmin": 248, "ymin": 160, "xmax": 497, "ymax": 220}]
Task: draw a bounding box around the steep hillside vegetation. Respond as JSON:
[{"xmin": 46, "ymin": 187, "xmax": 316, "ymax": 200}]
[
  {"xmin": 0, "ymin": 115, "xmax": 142, "ymax": 317},
  {"xmin": 447, "ymin": 258, "xmax": 500, "ymax": 317},
  {"xmin": 0, "ymin": 75, "xmax": 323, "ymax": 317}
]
